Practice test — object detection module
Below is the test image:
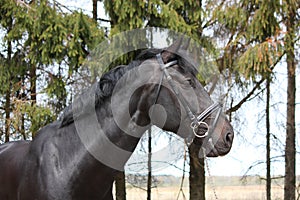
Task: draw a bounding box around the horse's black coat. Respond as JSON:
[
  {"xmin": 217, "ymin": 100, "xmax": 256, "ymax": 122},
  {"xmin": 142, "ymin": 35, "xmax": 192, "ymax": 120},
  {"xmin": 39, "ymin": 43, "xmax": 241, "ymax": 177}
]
[
  {"xmin": 0, "ymin": 44, "xmax": 234, "ymax": 199},
  {"xmin": 59, "ymin": 48, "xmax": 196, "ymax": 128}
]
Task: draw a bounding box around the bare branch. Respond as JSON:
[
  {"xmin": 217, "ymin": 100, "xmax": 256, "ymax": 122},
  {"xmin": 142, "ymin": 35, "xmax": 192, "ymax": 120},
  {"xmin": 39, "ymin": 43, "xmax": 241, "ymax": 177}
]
[
  {"xmin": 226, "ymin": 51, "xmax": 286, "ymax": 114},
  {"xmin": 97, "ymin": 18, "xmax": 112, "ymax": 23},
  {"xmin": 176, "ymin": 145, "xmax": 187, "ymax": 200},
  {"xmin": 15, "ymin": 0, "xmax": 33, "ymax": 10},
  {"xmin": 53, "ymin": 0, "xmax": 74, "ymax": 13},
  {"xmin": 260, "ymin": 175, "xmax": 285, "ymax": 181},
  {"xmin": 226, "ymin": 78, "xmax": 265, "ymax": 114}
]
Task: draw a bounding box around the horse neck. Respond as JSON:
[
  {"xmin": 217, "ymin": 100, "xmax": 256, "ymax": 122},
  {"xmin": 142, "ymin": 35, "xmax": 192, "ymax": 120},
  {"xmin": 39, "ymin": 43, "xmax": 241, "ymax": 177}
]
[
  {"xmin": 53, "ymin": 97, "xmax": 148, "ymax": 197},
  {"xmin": 72, "ymin": 89, "xmax": 150, "ymax": 175},
  {"xmin": 64, "ymin": 62, "xmax": 156, "ymax": 173}
]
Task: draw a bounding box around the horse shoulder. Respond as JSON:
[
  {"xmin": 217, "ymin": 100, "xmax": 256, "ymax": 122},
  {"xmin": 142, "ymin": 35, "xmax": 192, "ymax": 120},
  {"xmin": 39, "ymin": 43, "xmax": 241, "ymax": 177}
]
[{"xmin": 0, "ymin": 141, "xmax": 30, "ymax": 199}]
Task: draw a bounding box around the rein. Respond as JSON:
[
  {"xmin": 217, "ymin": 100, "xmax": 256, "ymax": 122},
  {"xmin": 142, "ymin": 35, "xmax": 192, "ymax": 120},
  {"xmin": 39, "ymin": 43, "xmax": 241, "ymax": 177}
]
[{"xmin": 155, "ymin": 53, "xmax": 222, "ymax": 139}]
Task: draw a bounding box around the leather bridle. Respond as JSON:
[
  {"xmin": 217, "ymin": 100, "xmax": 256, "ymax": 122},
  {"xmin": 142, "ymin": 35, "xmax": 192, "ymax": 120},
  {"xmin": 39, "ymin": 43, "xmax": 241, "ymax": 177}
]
[{"xmin": 154, "ymin": 53, "xmax": 223, "ymax": 139}]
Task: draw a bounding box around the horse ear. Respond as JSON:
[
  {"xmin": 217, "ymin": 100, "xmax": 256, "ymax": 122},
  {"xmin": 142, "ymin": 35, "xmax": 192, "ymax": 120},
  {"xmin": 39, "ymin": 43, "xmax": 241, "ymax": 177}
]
[
  {"xmin": 166, "ymin": 37, "xmax": 183, "ymax": 52},
  {"xmin": 161, "ymin": 37, "xmax": 184, "ymax": 62},
  {"xmin": 162, "ymin": 36, "xmax": 191, "ymax": 62},
  {"xmin": 181, "ymin": 37, "xmax": 191, "ymax": 51}
]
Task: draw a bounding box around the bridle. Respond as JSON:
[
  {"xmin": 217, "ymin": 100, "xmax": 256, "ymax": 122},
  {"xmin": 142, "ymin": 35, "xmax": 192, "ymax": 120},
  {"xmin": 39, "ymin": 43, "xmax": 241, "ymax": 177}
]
[{"xmin": 154, "ymin": 53, "xmax": 223, "ymax": 139}]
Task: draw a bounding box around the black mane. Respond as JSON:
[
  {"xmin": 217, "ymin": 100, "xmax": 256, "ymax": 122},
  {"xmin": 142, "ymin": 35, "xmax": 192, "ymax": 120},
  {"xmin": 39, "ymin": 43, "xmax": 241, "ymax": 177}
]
[{"xmin": 59, "ymin": 48, "xmax": 197, "ymax": 127}]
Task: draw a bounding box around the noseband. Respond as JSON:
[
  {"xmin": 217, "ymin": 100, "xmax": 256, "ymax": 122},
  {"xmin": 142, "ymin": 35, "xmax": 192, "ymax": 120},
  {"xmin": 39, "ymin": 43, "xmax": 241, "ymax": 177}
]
[{"xmin": 155, "ymin": 53, "xmax": 222, "ymax": 139}]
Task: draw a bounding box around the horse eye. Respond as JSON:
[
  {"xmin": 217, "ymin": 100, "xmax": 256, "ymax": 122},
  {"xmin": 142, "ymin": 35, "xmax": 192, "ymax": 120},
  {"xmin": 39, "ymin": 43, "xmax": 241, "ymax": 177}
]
[{"xmin": 187, "ymin": 79, "xmax": 195, "ymax": 88}]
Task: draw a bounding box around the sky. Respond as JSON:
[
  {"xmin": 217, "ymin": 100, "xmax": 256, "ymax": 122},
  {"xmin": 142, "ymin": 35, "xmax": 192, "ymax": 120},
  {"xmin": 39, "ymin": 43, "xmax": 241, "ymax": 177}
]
[{"xmin": 34, "ymin": 0, "xmax": 300, "ymax": 177}]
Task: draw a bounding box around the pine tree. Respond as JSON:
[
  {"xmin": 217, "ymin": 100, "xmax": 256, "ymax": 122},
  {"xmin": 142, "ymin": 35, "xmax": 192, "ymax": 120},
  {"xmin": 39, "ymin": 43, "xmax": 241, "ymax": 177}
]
[{"xmin": 0, "ymin": 0, "xmax": 104, "ymax": 140}]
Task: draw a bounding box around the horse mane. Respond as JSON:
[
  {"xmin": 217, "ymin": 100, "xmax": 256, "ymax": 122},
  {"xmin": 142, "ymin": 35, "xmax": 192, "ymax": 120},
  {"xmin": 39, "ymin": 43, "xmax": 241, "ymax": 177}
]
[{"xmin": 59, "ymin": 48, "xmax": 197, "ymax": 127}]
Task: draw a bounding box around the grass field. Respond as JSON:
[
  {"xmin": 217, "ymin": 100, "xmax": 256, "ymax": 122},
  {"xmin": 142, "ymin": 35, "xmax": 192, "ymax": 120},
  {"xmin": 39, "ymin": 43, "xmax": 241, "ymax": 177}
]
[
  {"xmin": 114, "ymin": 175, "xmax": 299, "ymax": 200},
  {"xmin": 125, "ymin": 185, "xmax": 284, "ymax": 200}
]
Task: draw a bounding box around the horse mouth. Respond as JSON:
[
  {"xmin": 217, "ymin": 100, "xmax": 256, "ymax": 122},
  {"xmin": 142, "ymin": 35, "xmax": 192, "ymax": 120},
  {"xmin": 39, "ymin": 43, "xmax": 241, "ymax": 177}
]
[{"xmin": 203, "ymin": 138, "xmax": 232, "ymax": 157}]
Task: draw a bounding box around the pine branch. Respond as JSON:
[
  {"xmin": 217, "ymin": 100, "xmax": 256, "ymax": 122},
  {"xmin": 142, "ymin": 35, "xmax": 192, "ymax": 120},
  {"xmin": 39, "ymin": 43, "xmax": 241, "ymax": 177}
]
[{"xmin": 226, "ymin": 51, "xmax": 286, "ymax": 114}]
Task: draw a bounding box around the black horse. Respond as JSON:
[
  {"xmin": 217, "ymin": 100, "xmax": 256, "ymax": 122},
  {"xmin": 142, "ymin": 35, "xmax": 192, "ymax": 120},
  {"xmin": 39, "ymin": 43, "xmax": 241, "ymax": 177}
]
[{"xmin": 0, "ymin": 40, "xmax": 234, "ymax": 200}]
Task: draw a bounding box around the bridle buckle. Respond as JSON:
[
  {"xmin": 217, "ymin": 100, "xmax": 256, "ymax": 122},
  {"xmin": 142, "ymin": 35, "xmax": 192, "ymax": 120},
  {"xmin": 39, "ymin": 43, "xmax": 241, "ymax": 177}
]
[{"xmin": 191, "ymin": 121, "xmax": 209, "ymax": 138}]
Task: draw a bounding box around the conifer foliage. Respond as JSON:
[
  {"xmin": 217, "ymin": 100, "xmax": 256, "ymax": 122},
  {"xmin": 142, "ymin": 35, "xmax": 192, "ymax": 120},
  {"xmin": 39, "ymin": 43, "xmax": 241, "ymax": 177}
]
[{"xmin": 0, "ymin": 0, "xmax": 104, "ymax": 140}]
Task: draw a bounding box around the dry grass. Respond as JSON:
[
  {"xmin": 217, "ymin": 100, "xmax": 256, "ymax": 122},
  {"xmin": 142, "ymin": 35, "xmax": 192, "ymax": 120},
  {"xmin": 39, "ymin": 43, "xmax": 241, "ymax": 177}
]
[
  {"xmin": 125, "ymin": 185, "xmax": 284, "ymax": 200},
  {"xmin": 112, "ymin": 175, "xmax": 296, "ymax": 199},
  {"xmin": 206, "ymin": 185, "xmax": 284, "ymax": 200}
]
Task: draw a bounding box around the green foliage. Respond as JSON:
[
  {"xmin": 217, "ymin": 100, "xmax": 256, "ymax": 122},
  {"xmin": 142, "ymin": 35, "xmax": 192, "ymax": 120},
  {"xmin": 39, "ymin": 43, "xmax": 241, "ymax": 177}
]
[
  {"xmin": 213, "ymin": 5, "xmax": 248, "ymax": 33},
  {"xmin": 212, "ymin": 0, "xmax": 283, "ymax": 82},
  {"xmin": 45, "ymin": 74, "xmax": 67, "ymax": 113},
  {"xmin": 246, "ymin": 0, "xmax": 280, "ymax": 41},
  {"xmin": 103, "ymin": 0, "xmax": 207, "ymax": 40},
  {"xmin": 102, "ymin": 0, "xmax": 219, "ymax": 84},
  {"xmin": 237, "ymin": 39, "xmax": 284, "ymax": 79},
  {"xmin": 25, "ymin": 1, "xmax": 67, "ymax": 64},
  {"xmin": 0, "ymin": 0, "xmax": 105, "ymax": 140},
  {"xmin": 16, "ymin": 1, "xmax": 105, "ymax": 67},
  {"xmin": 65, "ymin": 11, "xmax": 104, "ymax": 74},
  {"xmin": 0, "ymin": 62, "xmax": 11, "ymax": 95},
  {"xmin": 104, "ymin": 0, "xmax": 146, "ymax": 32},
  {"xmin": 12, "ymin": 99, "xmax": 56, "ymax": 138}
]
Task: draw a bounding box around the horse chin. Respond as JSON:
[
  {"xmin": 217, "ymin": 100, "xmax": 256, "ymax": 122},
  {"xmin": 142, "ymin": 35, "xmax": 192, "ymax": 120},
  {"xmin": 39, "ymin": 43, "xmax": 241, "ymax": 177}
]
[
  {"xmin": 203, "ymin": 144, "xmax": 220, "ymax": 157},
  {"xmin": 205, "ymin": 144, "xmax": 232, "ymax": 157},
  {"xmin": 206, "ymin": 149, "xmax": 219, "ymax": 157},
  {"xmin": 201, "ymin": 138, "xmax": 229, "ymax": 158}
]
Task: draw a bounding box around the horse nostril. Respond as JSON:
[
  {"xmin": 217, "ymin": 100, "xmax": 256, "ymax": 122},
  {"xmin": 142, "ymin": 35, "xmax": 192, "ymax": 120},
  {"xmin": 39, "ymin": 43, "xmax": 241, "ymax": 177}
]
[{"xmin": 225, "ymin": 131, "xmax": 234, "ymax": 145}]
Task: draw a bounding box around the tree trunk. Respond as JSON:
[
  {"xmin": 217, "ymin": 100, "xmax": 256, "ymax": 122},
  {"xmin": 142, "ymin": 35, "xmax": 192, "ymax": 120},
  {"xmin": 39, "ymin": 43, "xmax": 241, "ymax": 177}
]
[
  {"xmin": 30, "ymin": 64, "xmax": 36, "ymax": 103},
  {"xmin": 21, "ymin": 113, "xmax": 26, "ymax": 140},
  {"xmin": 266, "ymin": 78, "xmax": 271, "ymax": 200},
  {"xmin": 284, "ymin": 1, "xmax": 296, "ymax": 199},
  {"xmin": 147, "ymin": 128, "xmax": 152, "ymax": 200},
  {"xmin": 189, "ymin": 143, "xmax": 205, "ymax": 200},
  {"xmin": 92, "ymin": 0, "xmax": 97, "ymax": 22},
  {"xmin": 188, "ymin": 1, "xmax": 205, "ymax": 198},
  {"xmin": 115, "ymin": 171, "xmax": 126, "ymax": 200},
  {"xmin": 4, "ymin": 89, "xmax": 11, "ymax": 143},
  {"xmin": 30, "ymin": 64, "xmax": 37, "ymax": 138},
  {"xmin": 4, "ymin": 27, "xmax": 12, "ymax": 143},
  {"xmin": 284, "ymin": 42, "xmax": 296, "ymax": 200}
]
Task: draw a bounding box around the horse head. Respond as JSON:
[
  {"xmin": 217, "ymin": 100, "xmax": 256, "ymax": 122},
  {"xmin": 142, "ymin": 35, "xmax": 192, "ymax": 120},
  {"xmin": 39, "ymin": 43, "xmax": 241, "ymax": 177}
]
[{"xmin": 123, "ymin": 38, "xmax": 234, "ymax": 158}]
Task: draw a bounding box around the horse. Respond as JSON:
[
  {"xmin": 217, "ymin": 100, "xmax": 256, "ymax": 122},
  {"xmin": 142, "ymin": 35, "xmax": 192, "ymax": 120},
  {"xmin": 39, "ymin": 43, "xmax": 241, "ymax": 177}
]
[{"xmin": 0, "ymin": 39, "xmax": 234, "ymax": 200}]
